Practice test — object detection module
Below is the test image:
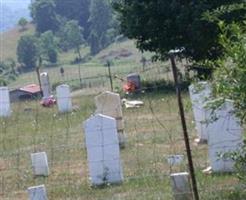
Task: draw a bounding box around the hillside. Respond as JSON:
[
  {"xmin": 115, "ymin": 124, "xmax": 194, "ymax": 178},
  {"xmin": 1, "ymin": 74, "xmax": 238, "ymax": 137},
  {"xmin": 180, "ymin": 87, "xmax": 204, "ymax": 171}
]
[{"xmin": 0, "ymin": 24, "xmax": 35, "ymax": 61}]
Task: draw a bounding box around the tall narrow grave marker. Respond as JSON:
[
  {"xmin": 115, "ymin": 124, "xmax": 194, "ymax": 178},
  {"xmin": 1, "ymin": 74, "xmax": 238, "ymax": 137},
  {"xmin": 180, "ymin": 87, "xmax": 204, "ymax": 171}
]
[
  {"xmin": 56, "ymin": 84, "xmax": 72, "ymax": 113},
  {"xmin": 84, "ymin": 114, "xmax": 123, "ymax": 186},
  {"xmin": 0, "ymin": 87, "xmax": 11, "ymax": 117},
  {"xmin": 189, "ymin": 82, "xmax": 211, "ymax": 142}
]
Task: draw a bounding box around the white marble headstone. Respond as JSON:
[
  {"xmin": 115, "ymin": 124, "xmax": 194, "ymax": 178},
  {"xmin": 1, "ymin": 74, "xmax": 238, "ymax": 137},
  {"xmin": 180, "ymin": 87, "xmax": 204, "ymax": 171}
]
[
  {"xmin": 170, "ymin": 172, "xmax": 193, "ymax": 200},
  {"xmin": 27, "ymin": 185, "xmax": 47, "ymax": 200},
  {"xmin": 205, "ymin": 99, "xmax": 243, "ymax": 172},
  {"xmin": 95, "ymin": 91, "xmax": 125, "ymax": 146},
  {"xmin": 56, "ymin": 84, "xmax": 72, "ymax": 113},
  {"xmin": 84, "ymin": 114, "xmax": 123, "ymax": 186},
  {"xmin": 31, "ymin": 152, "xmax": 49, "ymax": 176},
  {"xmin": 189, "ymin": 82, "xmax": 211, "ymax": 142},
  {"xmin": 40, "ymin": 72, "xmax": 51, "ymax": 99},
  {"xmin": 0, "ymin": 87, "xmax": 11, "ymax": 117}
]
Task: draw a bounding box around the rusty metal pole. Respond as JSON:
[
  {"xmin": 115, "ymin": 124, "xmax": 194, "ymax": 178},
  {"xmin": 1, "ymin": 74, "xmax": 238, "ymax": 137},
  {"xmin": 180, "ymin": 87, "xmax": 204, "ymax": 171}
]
[
  {"xmin": 107, "ymin": 60, "xmax": 113, "ymax": 91},
  {"xmin": 169, "ymin": 53, "xmax": 199, "ymax": 200}
]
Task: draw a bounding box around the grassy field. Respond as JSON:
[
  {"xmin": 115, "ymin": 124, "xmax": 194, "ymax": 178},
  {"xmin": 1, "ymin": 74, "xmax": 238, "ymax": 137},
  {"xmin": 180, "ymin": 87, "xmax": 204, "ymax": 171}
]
[
  {"xmin": 0, "ymin": 90, "xmax": 245, "ymax": 200},
  {"xmin": 1, "ymin": 24, "xmax": 245, "ymax": 200}
]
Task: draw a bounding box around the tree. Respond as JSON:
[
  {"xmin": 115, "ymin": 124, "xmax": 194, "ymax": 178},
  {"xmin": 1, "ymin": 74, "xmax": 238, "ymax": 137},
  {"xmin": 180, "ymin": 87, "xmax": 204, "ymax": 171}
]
[
  {"xmin": 88, "ymin": 0, "xmax": 116, "ymax": 54},
  {"xmin": 59, "ymin": 20, "xmax": 85, "ymax": 60},
  {"xmin": 39, "ymin": 31, "xmax": 58, "ymax": 63},
  {"xmin": 212, "ymin": 22, "xmax": 246, "ymax": 122},
  {"xmin": 17, "ymin": 35, "xmax": 38, "ymax": 69},
  {"xmin": 54, "ymin": 0, "xmax": 90, "ymax": 38},
  {"xmin": 30, "ymin": 0, "xmax": 59, "ymax": 33},
  {"xmin": 113, "ymin": 1, "xmax": 246, "ymax": 61},
  {"xmin": 18, "ymin": 17, "xmax": 28, "ymax": 31}
]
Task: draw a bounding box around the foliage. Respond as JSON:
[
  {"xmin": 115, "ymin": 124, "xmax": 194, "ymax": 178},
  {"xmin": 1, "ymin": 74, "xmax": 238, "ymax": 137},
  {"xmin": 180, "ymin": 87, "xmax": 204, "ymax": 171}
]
[
  {"xmin": 88, "ymin": 0, "xmax": 117, "ymax": 55},
  {"xmin": 30, "ymin": 0, "xmax": 59, "ymax": 33},
  {"xmin": 39, "ymin": 31, "xmax": 58, "ymax": 63},
  {"xmin": 113, "ymin": 0, "xmax": 246, "ymax": 61},
  {"xmin": 17, "ymin": 35, "xmax": 39, "ymax": 69},
  {"xmin": 0, "ymin": 59, "xmax": 18, "ymax": 86},
  {"xmin": 212, "ymin": 21, "xmax": 246, "ymax": 122},
  {"xmin": 18, "ymin": 17, "xmax": 28, "ymax": 31},
  {"xmin": 54, "ymin": 0, "xmax": 90, "ymax": 38},
  {"xmin": 59, "ymin": 20, "xmax": 85, "ymax": 60}
]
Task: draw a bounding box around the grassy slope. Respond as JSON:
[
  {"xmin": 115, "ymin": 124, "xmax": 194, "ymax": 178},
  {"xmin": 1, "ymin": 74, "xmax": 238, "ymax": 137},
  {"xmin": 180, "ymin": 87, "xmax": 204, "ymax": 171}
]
[{"xmin": 0, "ymin": 24, "xmax": 35, "ymax": 61}]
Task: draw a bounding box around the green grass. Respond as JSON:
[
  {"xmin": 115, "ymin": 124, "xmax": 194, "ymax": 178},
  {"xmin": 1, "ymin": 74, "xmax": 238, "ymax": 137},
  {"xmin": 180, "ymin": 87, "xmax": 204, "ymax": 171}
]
[{"xmin": 0, "ymin": 91, "xmax": 244, "ymax": 200}]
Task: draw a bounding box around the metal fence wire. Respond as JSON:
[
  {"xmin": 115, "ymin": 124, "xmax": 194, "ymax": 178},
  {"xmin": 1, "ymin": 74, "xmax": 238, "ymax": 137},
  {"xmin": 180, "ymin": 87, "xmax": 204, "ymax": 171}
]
[{"xmin": 0, "ymin": 58, "xmax": 245, "ymax": 200}]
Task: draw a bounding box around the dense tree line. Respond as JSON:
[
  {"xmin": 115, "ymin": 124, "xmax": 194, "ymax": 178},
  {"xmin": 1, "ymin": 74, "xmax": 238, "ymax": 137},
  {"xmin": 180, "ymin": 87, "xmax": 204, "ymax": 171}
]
[{"xmin": 29, "ymin": 0, "xmax": 118, "ymax": 56}]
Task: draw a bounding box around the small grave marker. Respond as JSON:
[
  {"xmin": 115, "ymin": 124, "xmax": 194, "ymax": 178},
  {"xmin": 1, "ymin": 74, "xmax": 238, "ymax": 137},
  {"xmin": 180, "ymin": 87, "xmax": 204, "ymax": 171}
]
[
  {"xmin": 27, "ymin": 185, "xmax": 47, "ymax": 200},
  {"xmin": 84, "ymin": 114, "xmax": 124, "ymax": 186},
  {"xmin": 56, "ymin": 84, "xmax": 72, "ymax": 113},
  {"xmin": 170, "ymin": 172, "xmax": 193, "ymax": 200},
  {"xmin": 0, "ymin": 87, "xmax": 11, "ymax": 117},
  {"xmin": 31, "ymin": 152, "xmax": 49, "ymax": 176}
]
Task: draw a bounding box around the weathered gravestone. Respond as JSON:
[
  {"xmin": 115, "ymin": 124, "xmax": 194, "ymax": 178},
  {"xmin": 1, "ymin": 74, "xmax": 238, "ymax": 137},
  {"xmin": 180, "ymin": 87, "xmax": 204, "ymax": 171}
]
[
  {"xmin": 31, "ymin": 152, "xmax": 49, "ymax": 176},
  {"xmin": 27, "ymin": 185, "xmax": 47, "ymax": 200},
  {"xmin": 40, "ymin": 72, "xmax": 51, "ymax": 99},
  {"xmin": 95, "ymin": 91, "xmax": 126, "ymax": 147},
  {"xmin": 170, "ymin": 172, "xmax": 193, "ymax": 200},
  {"xmin": 189, "ymin": 82, "xmax": 211, "ymax": 143},
  {"xmin": 83, "ymin": 114, "xmax": 124, "ymax": 186},
  {"xmin": 0, "ymin": 87, "xmax": 11, "ymax": 117},
  {"xmin": 56, "ymin": 84, "xmax": 72, "ymax": 113},
  {"xmin": 127, "ymin": 73, "xmax": 141, "ymax": 91},
  {"xmin": 205, "ymin": 99, "xmax": 243, "ymax": 172}
]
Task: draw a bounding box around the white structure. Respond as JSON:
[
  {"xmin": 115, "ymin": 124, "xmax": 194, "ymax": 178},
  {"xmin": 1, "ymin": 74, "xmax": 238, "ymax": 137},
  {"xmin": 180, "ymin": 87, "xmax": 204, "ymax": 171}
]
[
  {"xmin": 84, "ymin": 114, "xmax": 123, "ymax": 186},
  {"xmin": 205, "ymin": 100, "xmax": 243, "ymax": 172},
  {"xmin": 170, "ymin": 172, "xmax": 193, "ymax": 200},
  {"xmin": 95, "ymin": 91, "xmax": 125, "ymax": 147},
  {"xmin": 167, "ymin": 155, "xmax": 184, "ymax": 166},
  {"xmin": 189, "ymin": 82, "xmax": 211, "ymax": 142},
  {"xmin": 56, "ymin": 84, "xmax": 72, "ymax": 113},
  {"xmin": 27, "ymin": 185, "xmax": 47, "ymax": 200},
  {"xmin": 40, "ymin": 72, "xmax": 51, "ymax": 98},
  {"xmin": 0, "ymin": 87, "xmax": 11, "ymax": 117},
  {"xmin": 31, "ymin": 152, "xmax": 49, "ymax": 176}
]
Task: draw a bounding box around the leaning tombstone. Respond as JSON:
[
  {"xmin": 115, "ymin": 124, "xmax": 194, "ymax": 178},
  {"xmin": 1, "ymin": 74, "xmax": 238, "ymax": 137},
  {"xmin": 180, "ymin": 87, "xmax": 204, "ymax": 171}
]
[
  {"xmin": 0, "ymin": 87, "xmax": 11, "ymax": 117},
  {"xmin": 170, "ymin": 172, "xmax": 193, "ymax": 200},
  {"xmin": 205, "ymin": 99, "xmax": 243, "ymax": 172},
  {"xmin": 27, "ymin": 185, "xmax": 47, "ymax": 200},
  {"xmin": 95, "ymin": 91, "xmax": 126, "ymax": 147},
  {"xmin": 40, "ymin": 72, "xmax": 51, "ymax": 99},
  {"xmin": 31, "ymin": 152, "xmax": 49, "ymax": 176},
  {"xmin": 83, "ymin": 114, "xmax": 124, "ymax": 186},
  {"xmin": 56, "ymin": 84, "xmax": 72, "ymax": 113},
  {"xmin": 188, "ymin": 81, "xmax": 211, "ymax": 143}
]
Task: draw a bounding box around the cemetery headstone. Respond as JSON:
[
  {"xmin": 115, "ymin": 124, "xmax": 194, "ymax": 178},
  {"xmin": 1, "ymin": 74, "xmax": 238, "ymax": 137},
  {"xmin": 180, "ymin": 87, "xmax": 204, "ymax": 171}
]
[
  {"xmin": 170, "ymin": 172, "xmax": 193, "ymax": 200},
  {"xmin": 83, "ymin": 114, "xmax": 124, "ymax": 186},
  {"xmin": 205, "ymin": 99, "xmax": 243, "ymax": 172},
  {"xmin": 95, "ymin": 91, "xmax": 126, "ymax": 147},
  {"xmin": 27, "ymin": 185, "xmax": 47, "ymax": 200},
  {"xmin": 31, "ymin": 152, "xmax": 49, "ymax": 176},
  {"xmin": 40, "ymin": 72, "xmax": 51, "ymax": 99},
  {"xmin": 189, "ymin": 82, "xmax": 211, "ymax": 143},
  {"xmin": 127, "ymin": 73, "xmax": 141, "ymax": 91},
  {"xmin": 56, "ymin": 84, "xmax": 72, "ymax": 113},
  {"xmin": 0, "ymin": 87, "xmax": 11, "ymax": 117}
]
